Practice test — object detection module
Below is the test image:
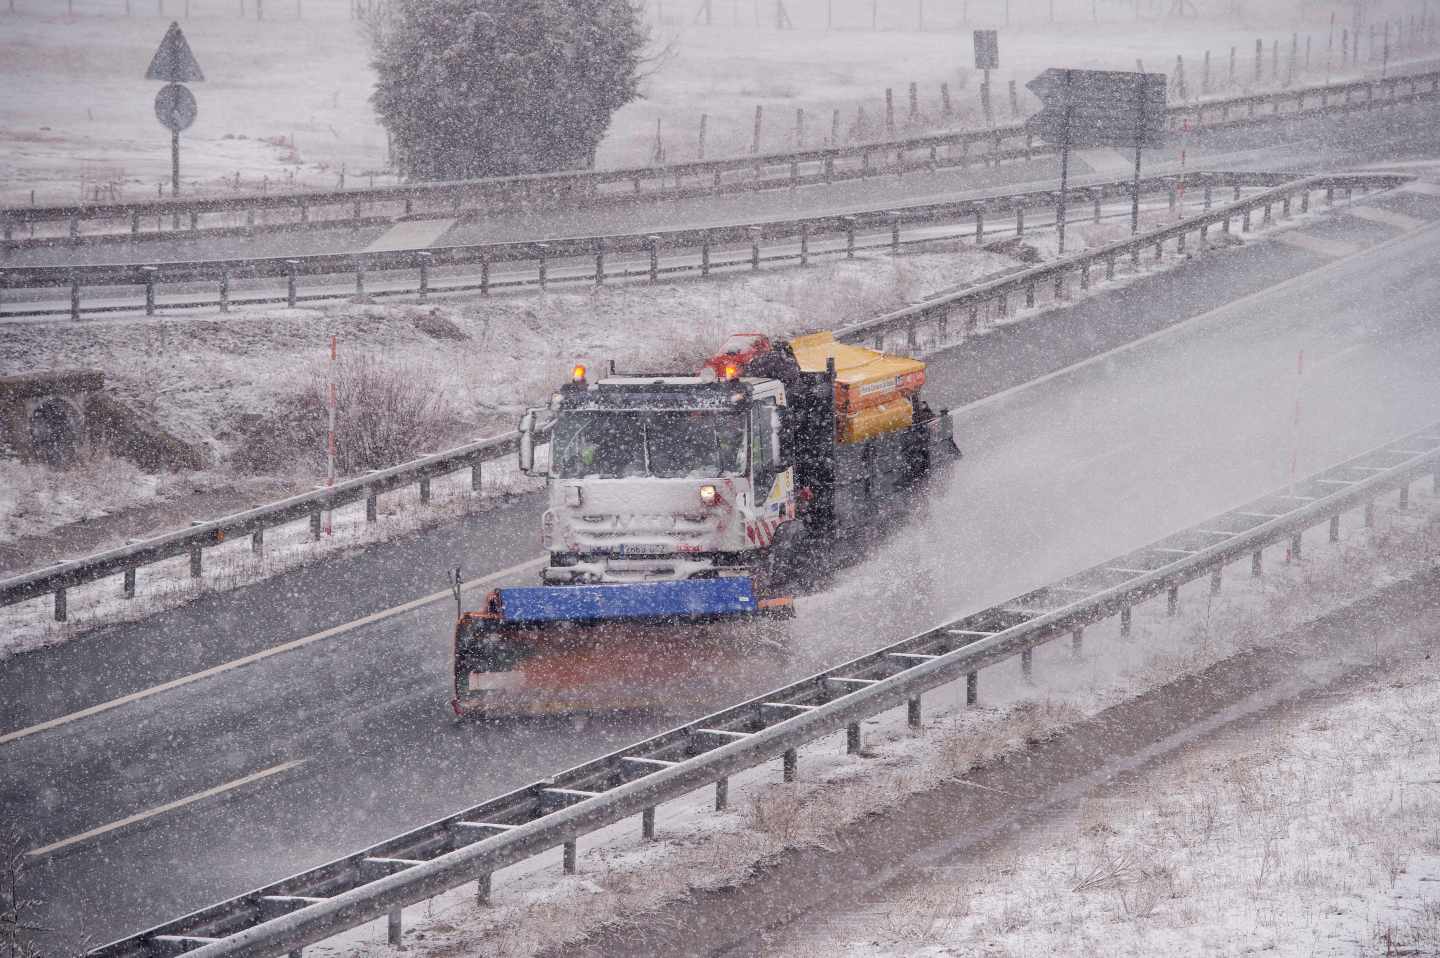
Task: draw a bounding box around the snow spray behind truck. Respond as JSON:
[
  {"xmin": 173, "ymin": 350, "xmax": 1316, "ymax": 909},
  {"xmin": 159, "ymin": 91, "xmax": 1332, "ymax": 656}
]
[{"xmin": 451, "ymin": 332, "xmax": 959, "ymax": 717}]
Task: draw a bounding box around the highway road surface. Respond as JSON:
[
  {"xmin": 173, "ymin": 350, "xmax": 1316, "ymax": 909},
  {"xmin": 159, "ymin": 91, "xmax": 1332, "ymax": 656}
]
[{"xmin": 5, "ymin": 181, "xmax": 1440, "ymax": 952}]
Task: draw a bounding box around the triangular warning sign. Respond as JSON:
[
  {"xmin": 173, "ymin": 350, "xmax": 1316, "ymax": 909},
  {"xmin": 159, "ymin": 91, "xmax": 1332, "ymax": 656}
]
[{"xmin": 145, "ymin": 22, "xmax": 204, "ymax": 83}]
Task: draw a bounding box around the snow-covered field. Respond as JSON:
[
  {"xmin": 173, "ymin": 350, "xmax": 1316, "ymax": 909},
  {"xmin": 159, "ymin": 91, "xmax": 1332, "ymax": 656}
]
[
  {"xmin": 315, "ymin": 456, "xmax": 1440, "ymax": 957},
  {"xmin": 0, "ymin": 0, "xmax": 1417, "ymax": 205}
]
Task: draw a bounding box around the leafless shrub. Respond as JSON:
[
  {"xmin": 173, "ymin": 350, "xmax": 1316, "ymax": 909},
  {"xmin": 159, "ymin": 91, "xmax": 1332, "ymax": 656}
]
[
  {"xmin": 233, "ymin": 355, "xmax": 457, "ymax": 476},
  {"xmin": 1, "ymin": 829, "xmax": 45, "ymax": 958},
  {"xmin": 1071, "ymin": 846, "xmax": 1137, "ymax": 893}
]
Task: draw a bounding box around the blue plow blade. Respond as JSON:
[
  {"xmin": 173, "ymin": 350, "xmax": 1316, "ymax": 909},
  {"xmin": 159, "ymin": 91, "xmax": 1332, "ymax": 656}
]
[{"xmin": 493, "ymin": 579, "xmax": 760, "ymax": 624}]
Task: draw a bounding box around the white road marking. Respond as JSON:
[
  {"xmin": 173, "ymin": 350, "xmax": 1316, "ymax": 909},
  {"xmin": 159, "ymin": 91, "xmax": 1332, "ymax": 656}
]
[
  {"xmin": 0, "ymin": 557, "xmax": 545, "ymax": 745},
  {"xmin": 24, "ymin": 759, "xmax": 305, "ymax": 858},
  {"xmin": 1077, "ymin": 149, "xmax": 1134, "ymax": 175},
  {"xmin": 1274, "ymin": 231, "xmax": 1363, "ymax": 258},
  {"xmin": 365, "ymin": 218, "xmax": 456, "ymax": 252},
  {"xmin": 1400, "ymin": 180, "xmax": 1440, "ymax": 196},
  {"xmin": 1346, "ymin": 205, "xmax": 1428, "ymax": 231},
  {"xmin": 959, "ymin": 216, "xmax": 1440, "ymax": 417}
]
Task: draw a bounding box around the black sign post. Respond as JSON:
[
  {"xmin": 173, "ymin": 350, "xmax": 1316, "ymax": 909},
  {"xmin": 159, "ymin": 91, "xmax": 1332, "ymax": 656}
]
[
  {"xmin": 145, "ymin": 22, "xmax": 205, "ymax": 198},
  {"xmin": 1025, "ymin": 69, "xmax": 1167, "ymax": 252},
  {"xmin": 973, "ymin": 30, "xmax": 999, "ymax": 127}
]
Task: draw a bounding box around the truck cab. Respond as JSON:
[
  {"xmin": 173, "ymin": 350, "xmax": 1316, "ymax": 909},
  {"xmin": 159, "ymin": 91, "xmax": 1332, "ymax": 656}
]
[{"xmin": 520, "ymin": 366, "xmax": 795, "ymax": 584}]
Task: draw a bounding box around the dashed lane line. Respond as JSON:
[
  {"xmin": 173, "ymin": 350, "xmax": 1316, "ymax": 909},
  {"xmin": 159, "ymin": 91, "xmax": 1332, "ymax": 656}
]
[
  {"xmin": 24, "ymin": 759, "xmax": 305, "ymax": 859},
  {"xmin": 0, "ymin": 557, "xmax": 545, "ymax": 746},
  {"xmin": 1346, "ymin": 204, "xmax": 1429, "ymax": 231}
]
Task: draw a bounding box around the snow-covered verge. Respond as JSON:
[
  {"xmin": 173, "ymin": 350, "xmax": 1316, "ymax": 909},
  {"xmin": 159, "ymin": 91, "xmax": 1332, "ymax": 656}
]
[
  {"xmin": 0, "ymin": 189, "xmax": 1363, "ymax": 658},
  {"xmin": 0, "ymin": 0, "xmax": 1422, "ymax": 206},
  {"xmin": 312, "ymin": 479, "xmax": 1440, "ymax": 956}
]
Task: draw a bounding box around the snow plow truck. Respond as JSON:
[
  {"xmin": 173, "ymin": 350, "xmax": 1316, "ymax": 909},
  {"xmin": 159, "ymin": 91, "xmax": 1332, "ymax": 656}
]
[{"xmin": 450, "ymin": 332, "xmax": 958, "ymax": 717}]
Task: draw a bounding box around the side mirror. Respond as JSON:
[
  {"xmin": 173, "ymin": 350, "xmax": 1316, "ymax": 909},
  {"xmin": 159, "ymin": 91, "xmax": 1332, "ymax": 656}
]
[
  {"xmin": 768, "ymin": 407, "xmax": 787, "ymax": 468},
  {"xmin": 518, "ymin": 409, "xmax": 537, "ymax": 475}
]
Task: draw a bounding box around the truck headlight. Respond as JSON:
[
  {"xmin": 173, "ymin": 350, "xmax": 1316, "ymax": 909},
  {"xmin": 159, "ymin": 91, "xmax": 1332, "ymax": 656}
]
[{"xmin": 699, "ymin": 484, "xmax": 718, "ymax": 506}]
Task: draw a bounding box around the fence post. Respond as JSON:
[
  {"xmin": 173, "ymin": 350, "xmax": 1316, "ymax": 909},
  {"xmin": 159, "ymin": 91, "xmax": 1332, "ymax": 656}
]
[
  {"xmin": 594, "ymin": 238, "xmax": 606, "ymax": 286},
  {"xmin": 354, "ymin": 255, "xmax": 366, "ymax": 298},
  {"xmin": 966, "ymin": 671, "xmax": 978, "ymax": 706},
  {"xmin": 799, "ymin": 223, "xmax": 809, "ymax": 267},
  {"xmin": 843, "ymin": 216, "xmax": 856, "ymax": 258},
  {"xmin": 782, "ymin": 748, "xmax": 798, "ymax": 782},
  {"xmin": 387, "ymin": 909, "xmax": 401, "ymax": 946},
  {"xmin": 749, "ymin": 226, "xmax": 762, "ymax": 270},
  {"xmin": 701, "ymin": 231, "xmax": 712, "ymax": 276},
  {"xmin": 907, "ymin": 696, "xmax": 922, "ymax": 728},
  {"xmin": 286, "ymin": 259, "xmax": 299, "ymax": 307},
  {"xmin": 417, "ymin": 251, "xmax": 431, "ymax": 302},
  {"xmin": 890, "ymin": 212, "xmax": 901, "ymax": 252},
  {"xmin": 142, "ymin": 266, "xmax": 158, "ymax": 316}
]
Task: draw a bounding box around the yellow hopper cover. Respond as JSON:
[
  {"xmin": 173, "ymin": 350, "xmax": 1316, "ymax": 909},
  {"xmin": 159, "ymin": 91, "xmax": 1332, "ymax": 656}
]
[{"xmin": 789, "ymin": 332, "xmax": 926, "ymax": 414}]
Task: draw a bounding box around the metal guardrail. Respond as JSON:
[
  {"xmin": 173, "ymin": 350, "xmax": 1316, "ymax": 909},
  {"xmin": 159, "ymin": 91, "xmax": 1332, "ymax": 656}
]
[
  {"xmin": 0, "ymin": 170, "xmax": 1294, "ymax": 319},
  {"xmin": 87, "ymin": 421, "xmax": 1440, "ymax": 958},
  {"xmin": 0, "ymin": 170, "xmax": 1411, "ymax": 624},
  {"xmin": 4, "ymin": 67, "xmax": 1438, "ymax": 248}
]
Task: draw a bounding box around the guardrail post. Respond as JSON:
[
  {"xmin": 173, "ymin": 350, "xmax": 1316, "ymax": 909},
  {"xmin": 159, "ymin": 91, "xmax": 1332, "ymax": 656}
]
[
  {"xmin": 54, "ymin": 587, "xmax": 67, "ymax": 622},
  {"xmin": 907, "ymin": 696, "xmax": 922, "ymax": 728},
  {"xmin": 1054, "ymin": 273, "xmax": 1067, "ymax": 300},
  {"xmin": 1200, "ymin": 223, "xmax": 1209, "ymax": 245},
  {"xmin": 130, "ymin": 210, "xmax": 141, "ymax": 235},
  {"xmin": 245, "ymin": 209, "xmax": 256, "ymax": 235},
  {"xmin": 1222, "ymin": 214, "xmax": 1231, "ymax": 235},
  {"xmin": 642, "ymin": 806, "xmax": 656, "ymax": 840},
  {"xmin": 1210, "ymin": 567, "xmax": 1222, "ymax": 595},
  {"xmin": 823, "ymin": 154, "xmax": 835, "ymax": 182},
  {"xmin": 481, "ymin": 256, "xmax": 490, "ymax": 295},
  {"xmin": 846, "ymin": 722, "xmax": 861, "ymax": 754},
  {"xmin": 1105, "ymin": 255, "xmax": 1116, "ymax": 281},
  {"xmin": 1120, "ymin": 605, "xmax": 1132, "ymax": 637},
  {"xmin": 647, "ymin": 235, "xmax": 661, "ymax": 282},
  {"xmin": 1080, "ymin": 263, "xmax": 1091, "ymax": 290},
  {"xmin": 299, "ymin": 202, "xmax": 309, "ymax": 225},
  {"xmin": 936, "ymin": 313, "xmax": 948, "ymax": 344},
  {"xmin": 189, "ymin": 545, "xmax": 202, "ymax": 578},
  {"xmin": 968, "ymin": 304, "xmax": 980, "ymax": 333},
  {"xmin": 1177, "ymin": 231, "xmax": 1186, "ymax": 254},
  {"xmin": 252, "ymin": 527, "xmax": 264, "ymax": 554},
  {"xmin": 354, "ymin": 255, "xmax": 366, "ymax": 298},
  {"xmin": 1300, "ymin": 190, "xmax": 1310, "ymax": 213},
  {"xmin": 974, "ymin": 209, "xmax": 984, "ymax": 244},
  {"xmin": 799, "ymin": 223, "xmax": 809, "ymax": 267},
  {"xmin": 1072, "ymin": 627, "xmax": 1084, "ymax": 656},
  {"xmin": 843, "ymin": 216, "xmax": 855, "ymax": 258},
  {"xmin": 471, "ymin": 460, "xmax": 482, "ymax": 493},
  {"xmin": 1168, "ymin": 184, "xmax": 1178, "ymax": 213},
  {"xmin": 352, "ymin": 199, "xmax": 362, "ymax": 223},
  {"xmin": 123, "ymin": 567, "xmax": 136, "ymax": 599},
  {"xmin": 189, "ymin": 210, "xmax": 199, "ymax": 232},
  {"xmin": 1329, "ymin": 514, "xmax": 1341, "ymax": 542},
  {"xmin": 1290, "ymin": 532, "xmax": 1303, "ymax": 561},
  {"xmin": 1203, "ymin": 185, "xmax": 1213, "ymax": 211},
  {"xmin": 366, "ymin": 492, "xmax": 378, "ymax": 522},
  {"xmin": 890, "ymin": 212, "xmax": 901, "ymax": 252},
  {"xmin": 1262, "ymin": 202, "xmax": 1273, "ymax": 225},
  {"xmin": 1025, "ymin": 281, "xmax": 1036, "ymax": 309},
  {"xmin": 420, "ymin": 477, "xmax": 432, "ymax": 504},
  {"xmin": 1251, "ymin": 549, "xmax": 1263, "ymax": 576},
  {"xmin": 782, "ymin": 747, "xmax": 798, "ymax": 782},
  {"xmin": 1325, "ymin": 186, "xmax": 1335, "ymax": 205},
  {"xmin": 1020, "ymin": 647, "xmax": 1033, "ymax": 682},
  {"xmin": 475, "ymin": 874, "xmax": 492, "ymax": 905},
  {"xmin": 387, "ymin": 908, "xmax": 401, "ymax": 945},
  {"xmin": 537, "ymin": 243, "xmax": 549, "ymax": 290},
  {"xmin": 749, "ymin": 226, "xmax": 762, "ymax": 270},
  {"xmin": 715, "ymin": 777, "xmax": 728, "ymax": 811},
  {"xmin": 219, "ymin": 270, "xmax": 230, "ymax": 313},
  {"xmin": 1015, "ymin": 206, "xmax": 1024, "ymax": 237},
  {"xmin": 594, "ymin": 239, "xmax": 606, "ymax": 286},
  {"xmin": 701, "ymin": 231, "xmax": 712, "ymax": 276},
  {"xmin": 1154, "ymin": 241, "xmax": 1163, "ymax": 262},
  {"xmin": 310, "ymin": 511, "xmax": 322, "ymax": 540},
  {"xmin": 142, "ymin": 266, "xmax": 158, "ymax": 316},
  {"xmin": 1093, "ymin": 191, "xmax": 1102, "ymax": 223},
  {"xmin": 562, "ymin": 840, "xmax": 577, "ymax": 873},
  {"xmin": 1241, "ymin": 209, "xmax": 1252, "ymax": 232},
  {"xmin": 286, "ymin": 259, "xmax": 299, "ymax": 307},
  {"xmin": 1281, "ymin": 196, "xmax": 1291, "ymax": 219},
  {"xmin": 417, "ymin": 251, "xmax": 431, "ymax": 302},
  {"xmin": 966, "ymin": 671, "xmax": 978, "ymax": 706},
  {"xmin": 1167, "ymin": 584, "xmax": 1179, "ymax": 616},
  {"xmin": 1233, "ymin": 185, "xmax": 1242, "ymax": 203},
  {"xmin": 69, "ymin": 216, "xmax": 80, "ymax": 244}
]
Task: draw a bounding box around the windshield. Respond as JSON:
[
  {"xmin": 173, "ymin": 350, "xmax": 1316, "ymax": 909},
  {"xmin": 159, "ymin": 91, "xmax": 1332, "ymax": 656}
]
[{"xmin": 551, "ymin": 410, "xmax": 747, "ymax": 479}]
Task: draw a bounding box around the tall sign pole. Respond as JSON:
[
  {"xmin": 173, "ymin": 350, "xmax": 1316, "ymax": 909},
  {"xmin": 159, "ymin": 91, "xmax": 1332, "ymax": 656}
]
[
  {"xmin": 145, "ymin": 22, "xmax": 205, "ymax": 197},
  {"xmin": 1026, "ymin": 69, "xmax": 1166, "ymax": 245},
  {"xmin": 974, "ymin": 30, "xmax": 999, "ymax": 128}
]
